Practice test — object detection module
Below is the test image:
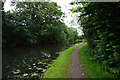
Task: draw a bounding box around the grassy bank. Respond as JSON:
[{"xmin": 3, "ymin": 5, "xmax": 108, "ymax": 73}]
[
  {"xmin": 79, "ymin": 45, "xmax": 117, "ymax": 78},
  {"xmin": 43, "ymin": 43, "xmax": 86, "ymax": 78}
]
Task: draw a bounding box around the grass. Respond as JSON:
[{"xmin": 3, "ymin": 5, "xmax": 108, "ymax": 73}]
[
  {"xmin": 79, "ymin": 45, "xmax": 117, "ymax": 78},
  {"xmin": 43, "ymin": 42, "xmax": 86, "ymax": 78}
]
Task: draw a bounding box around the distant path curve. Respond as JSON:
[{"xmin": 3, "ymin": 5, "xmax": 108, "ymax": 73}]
[{"xmin": 70, "ymin": 44, "xmax": 86, "ymax": 78}]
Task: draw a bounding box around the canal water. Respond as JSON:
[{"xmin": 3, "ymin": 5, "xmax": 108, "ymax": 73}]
[{"xmin": 2, "ymin": 44, "xmax": 66, "ymax": 78}]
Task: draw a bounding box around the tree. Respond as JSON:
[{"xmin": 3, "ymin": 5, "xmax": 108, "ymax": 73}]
[
  {"xmin": 71, "ymin": 2, "xmax": 120, "ymax": 74},
  {"xmin": 3, "ymin": 2, "xmax": 79, "ymax": 47}
]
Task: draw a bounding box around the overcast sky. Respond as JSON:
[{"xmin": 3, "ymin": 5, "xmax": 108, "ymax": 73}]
[{"xmin": 4, "ymin": 0, "xmax": 83, "ymax": 35}]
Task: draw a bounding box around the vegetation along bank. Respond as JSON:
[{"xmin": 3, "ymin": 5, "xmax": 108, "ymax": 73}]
[{"xmin": 79, "ymin": 45, "xmax": 118, "ymax": 78}]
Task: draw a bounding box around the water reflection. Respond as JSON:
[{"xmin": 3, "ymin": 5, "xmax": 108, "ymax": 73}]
[{"xmin": 2, "ymin": 44, "xmax": 66, "ymax": 78}]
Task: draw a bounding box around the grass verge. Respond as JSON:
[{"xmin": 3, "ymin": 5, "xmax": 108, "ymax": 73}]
[
  {"xmin": 43, "ymin": 42, "xmax": 86, "ymax": 78},
  {"xmin": 79, "ymin": 45, "xmax": 117, "ymax": 78}
]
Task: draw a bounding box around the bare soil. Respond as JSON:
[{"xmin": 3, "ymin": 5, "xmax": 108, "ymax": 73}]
[{"xmin": 70, "ymin": 44, "xmax": 86, "ymax": 78}]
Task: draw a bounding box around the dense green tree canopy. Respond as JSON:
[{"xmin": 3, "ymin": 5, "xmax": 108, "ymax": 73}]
[
  {"xmin": 2, "ymin": 2, "xmax": 79, "ymax": 47},
  {"xmin": 71, "ymin": 2, "xmax": 120, "ymax": 75}
]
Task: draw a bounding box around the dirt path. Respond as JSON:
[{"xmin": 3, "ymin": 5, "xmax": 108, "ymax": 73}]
[{"xmin": 70, "ymin": 44, "xmax": 86, "ymax": 78}]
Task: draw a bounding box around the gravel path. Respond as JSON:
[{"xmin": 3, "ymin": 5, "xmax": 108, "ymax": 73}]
[{"xmin": 70, "ymin": 44, "xmax": 86, "ymax": 78}]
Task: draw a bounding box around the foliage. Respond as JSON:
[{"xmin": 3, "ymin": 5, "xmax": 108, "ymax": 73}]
[
  {"xmin": 79, "ymin": 45, "xmax": 117, "ymax": 78},
  {"xmin": 43, "ymin": 43, "xmax": 86, "ymax": 78},
  {"xmin": 71, "ymin": 2, "xmax": 120, "ymax": 75},
  {"xmin": 2, "ymin": 2, "xmax": 79, "ymax": 47}
]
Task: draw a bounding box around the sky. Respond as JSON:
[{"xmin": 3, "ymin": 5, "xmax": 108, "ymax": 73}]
[{"xmin": 4, "ymin": 0, "xmax": 83, "ymax": 35}]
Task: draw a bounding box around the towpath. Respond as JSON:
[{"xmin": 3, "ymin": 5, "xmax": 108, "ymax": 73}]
[{"xmin": 70, "ymin": 44, "xmax": 86, "ymax": 78}]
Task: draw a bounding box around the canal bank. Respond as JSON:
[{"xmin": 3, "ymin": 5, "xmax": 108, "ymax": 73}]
[{"xmin": 43, "ymin": 42, "xmax": 86, "ymax": 78}]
